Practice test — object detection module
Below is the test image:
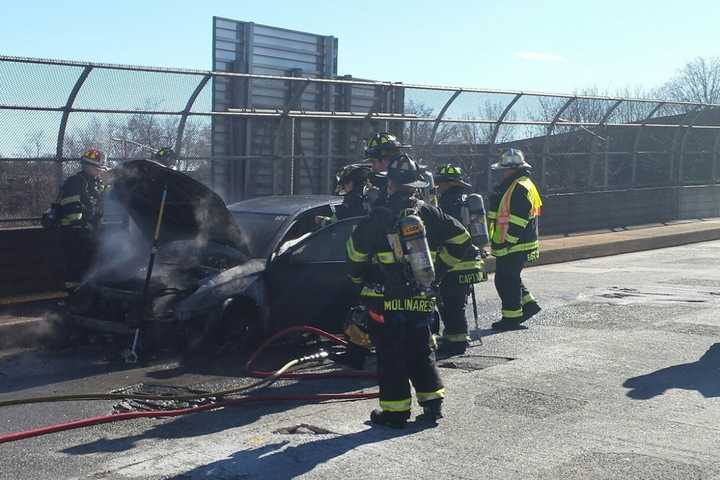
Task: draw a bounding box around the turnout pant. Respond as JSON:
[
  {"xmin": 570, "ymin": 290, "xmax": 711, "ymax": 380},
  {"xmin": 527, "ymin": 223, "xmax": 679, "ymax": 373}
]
[
  {"xmin": 494, "ymin": 251, "xmax": 537, "ymax": 321},
  {"xmin": 439, "ymin": 280, "xmax": 470, "ymax": 342},
  {"xmin": 60, "ymin": 227, "xmax": 98, "ymax": 289},
  {"xmin": 369, "ymin": 310, "xmax": 445, "ymax": 414}
]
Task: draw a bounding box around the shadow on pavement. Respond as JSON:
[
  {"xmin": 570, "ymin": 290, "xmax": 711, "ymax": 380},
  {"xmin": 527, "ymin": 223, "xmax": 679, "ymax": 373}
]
[
  {"xmin": 0, "ymin": 347, "xmax": 133, "ymax": 395},
  {"xmin": 623, "ymin": 342, "xmax": 720, "ymax": 399},
  {"xmin": 166, "ymin": 422, "xmax": 430, "ymax": 480}
]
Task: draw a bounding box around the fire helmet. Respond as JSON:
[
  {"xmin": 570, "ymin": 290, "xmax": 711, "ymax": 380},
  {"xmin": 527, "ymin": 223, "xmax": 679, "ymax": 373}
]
[
  {"xmin": 335, "ymin": 164, "xmax": 371, "ymax": 195},
  {"xmin": 435, "ymin": 163, "xmax": 472, "ymax": 188},
  {"xmin": 80, "ymin": 148, "xmax": 108, "ymax": 171},
  {"xmin": 490, "ymin": 148, "xmax": 532, "ymax": 171},
  {"xmin": 387, "ymin": 153, "xmax": 429, "ymax": 189},
  {"xmin": 364, "ymin": 132, "xmax": 410, "ymax": 159}
]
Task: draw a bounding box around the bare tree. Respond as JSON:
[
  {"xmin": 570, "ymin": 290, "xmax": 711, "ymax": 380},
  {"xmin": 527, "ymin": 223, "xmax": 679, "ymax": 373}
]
[{"xmin": 659, "ymin": 57, "xmax": 720, "ymax": 106}]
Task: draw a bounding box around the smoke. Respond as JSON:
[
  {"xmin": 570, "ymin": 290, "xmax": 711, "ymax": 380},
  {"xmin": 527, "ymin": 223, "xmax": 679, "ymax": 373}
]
[
  {"xmin": 85, "ymin": 196, "xmax": 148, "ymax": 284},
  {"xmin": 0, "ymin": 304, "xmax": 65, "ymax": 350}
]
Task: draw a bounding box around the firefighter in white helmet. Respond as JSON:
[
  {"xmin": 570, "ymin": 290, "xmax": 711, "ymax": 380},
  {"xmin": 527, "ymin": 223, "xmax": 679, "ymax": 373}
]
[{"xmin": 487, "ymin": 148, "xmax": 543, "ymax": 330}]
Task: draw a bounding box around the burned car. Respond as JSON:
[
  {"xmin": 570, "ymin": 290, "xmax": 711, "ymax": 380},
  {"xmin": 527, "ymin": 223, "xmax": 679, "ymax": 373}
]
[{"xmin": 67, "ymin": 160, "xmax": 363, "ymax": 353}]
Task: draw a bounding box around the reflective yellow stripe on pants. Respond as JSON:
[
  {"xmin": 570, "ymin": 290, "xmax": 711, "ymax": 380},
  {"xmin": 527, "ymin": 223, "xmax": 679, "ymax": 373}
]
[
  {"xmin": 416, "ymin": 388, "xmax": 446, "ymax": 403},
  {"xmin": 442, "ymin": 333, "xmax": 470, "ymax": 343},
  {"xmin": 502, "ymin": 308, "xmax": 523, "ymax": 319},
  {"xmin": 380, "ymin": 398, "xmax": 412, "ymax": 412}
]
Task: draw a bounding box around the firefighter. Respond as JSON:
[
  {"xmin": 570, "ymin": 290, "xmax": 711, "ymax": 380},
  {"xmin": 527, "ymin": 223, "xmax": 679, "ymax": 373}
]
[
  {"xmin": 487, "ymin": 148, "xmax": 543, "ymax": 330},
  {"xmin": 315, "ymin": 164, "xmax": 371, "ymax": 226},
  {"xmin": 434, "ymin": 164, "xmax": 485, "ymax": 354},
  {"xmin": 151, "ymin": 147, "xmax": 177, "ymax": 168},
  {"xmin": 346, "ymin": 153, "xmax": 474, "ymax": 427},
  {"xmin": 364, "ymin": 132, "xmax": 409, "ymax": 208},
  {"xmin": 351, "ymin": 133, "xmax": 409, "ymax": 344},
  {"xmin": 59, "ymin": 148, "xmax": 109, "ymax": 290}
]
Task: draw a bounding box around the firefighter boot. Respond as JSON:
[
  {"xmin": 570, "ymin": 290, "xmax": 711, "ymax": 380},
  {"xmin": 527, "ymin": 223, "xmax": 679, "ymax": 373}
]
[
  {"xmin": 523, "ymin": 301, "xmax": 541, "ymax": 321},
  {"xmin": 370, "ymin": 409, "xmax": 410, "ymax": 429},
  {"xmin": 436, "ymin": 337, "xmax": 468, "ymax": 356},
  {"xmin": 416, "ymin": 399, "xmax": 443, "ymax": 422},
  {"xmin": 491, "ymin": 318, "xmax": 526, "ymax": 331}
]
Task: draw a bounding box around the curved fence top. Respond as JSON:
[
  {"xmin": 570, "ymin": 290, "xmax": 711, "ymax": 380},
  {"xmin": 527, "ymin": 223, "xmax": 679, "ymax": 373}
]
[{"xmin": 2, "ymin": 54, "xmax": 720, "ymax": 225}]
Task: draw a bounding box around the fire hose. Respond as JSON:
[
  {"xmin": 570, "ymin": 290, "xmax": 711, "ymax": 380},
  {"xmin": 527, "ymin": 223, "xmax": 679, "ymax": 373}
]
[{"xmin": 0, "ymin": 326, "xmax": 378, "ymax": 445}]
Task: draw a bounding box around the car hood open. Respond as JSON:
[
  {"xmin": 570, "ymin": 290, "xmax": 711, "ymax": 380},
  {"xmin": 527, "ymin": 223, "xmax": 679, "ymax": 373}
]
[{"xmin": 111, "ymin": 160, "xmax": 250, "ymax": 258}]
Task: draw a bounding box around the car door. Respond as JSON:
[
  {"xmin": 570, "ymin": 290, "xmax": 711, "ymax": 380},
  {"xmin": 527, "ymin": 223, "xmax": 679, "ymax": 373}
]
[{"xmin": 264, "ymin": 216, "xmax": 364, "ymax": 332}]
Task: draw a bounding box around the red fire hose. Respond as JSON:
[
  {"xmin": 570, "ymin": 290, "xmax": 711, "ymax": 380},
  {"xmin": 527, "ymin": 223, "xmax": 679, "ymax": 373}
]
[
  {"xmin": 0, "ymin": 326, "xmax": 378, "ymax": 445},
  {"xmin": 245, "ymin": 325, "xmax": 375, "ymax": 379}
]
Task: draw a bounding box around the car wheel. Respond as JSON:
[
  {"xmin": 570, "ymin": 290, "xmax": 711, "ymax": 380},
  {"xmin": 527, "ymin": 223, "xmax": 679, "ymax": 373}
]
[{"xmin": 219, "ymin": 296, "xmax": 262, "ymax": 352}]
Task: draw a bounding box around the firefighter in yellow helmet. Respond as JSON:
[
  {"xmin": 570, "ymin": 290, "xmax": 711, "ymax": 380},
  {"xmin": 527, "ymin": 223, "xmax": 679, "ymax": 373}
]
[
  {"xmin": 434, "ymin": 164, "xmax": 485, "ymax": 354},
  {"xmin": 58, "ymin": 148, "xmax": 109, "ymax": 290},
  {"xmin": 364, "ymin": 132, "xmax": 409, "ymax": 209},
  {"xmin": 487, "ymin": 149, "xmax": 543, "ymax": 330},
  {"xmin": 151, "ymin": 147, "xmax": 177, "ymax": 168}
]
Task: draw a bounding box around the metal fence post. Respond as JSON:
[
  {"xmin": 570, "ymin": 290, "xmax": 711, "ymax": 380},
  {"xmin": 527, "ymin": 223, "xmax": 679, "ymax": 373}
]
[
  {"xmin": 55, "ymin": 65, "xmax": 93, "ymax": 186},
  {"xmin": 631, "ymin": 102, "xmax": 667, "ymax": 187},
  {"xmin": 542, "ymin": 97, "xmax": 577, "ymax": 191},
  {"xmin": 595, "ymin": 99, "xmax": 623, "ymax": 189},
  {"xmin": 176, "ymin": 74, "xmax": 211, "ymax": 156},
  {"xmin": 427, "ymin": 89, "xmax": 463, "ymax": 154},
  {"xmin": 678, "ymin": 107, "xmax": 708, "ymax": 184},
  {"xmin": 487, "ymin": 93, "xmax": 523, "ymax": 193},
  {"xmin": 290, "ymin": 117, "xmax": 296, "ymax": 195}
]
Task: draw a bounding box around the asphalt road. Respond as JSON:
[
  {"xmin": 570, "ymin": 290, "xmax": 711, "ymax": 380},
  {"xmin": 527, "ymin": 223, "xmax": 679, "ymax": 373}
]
[{"xmin": 3, "ymin": 241, "xmax": 720, "ymax": 479}]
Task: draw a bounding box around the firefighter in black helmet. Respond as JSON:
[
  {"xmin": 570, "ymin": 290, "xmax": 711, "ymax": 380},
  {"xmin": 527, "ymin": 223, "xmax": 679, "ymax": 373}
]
[
  {"xmin": 58, "ymin": 148, "xmax": 109, "ymax": 290},
  {"xmin": 364, "ymin": 132, "xmax": 409, "ymax": 209},
  {"xmin": 315, "ymin": 164, "xmax": 371, "ymax": 226},
  {"xmin": 346, "ymin": 153, "xmax": 474, "ymax": 427},
  {"xmin": 434, "ymin": 164, "xmax": 484, "ymax": 354},
  {"xmin": 488, "ymin": 148, "xmax": 543, "ymax": 330}
]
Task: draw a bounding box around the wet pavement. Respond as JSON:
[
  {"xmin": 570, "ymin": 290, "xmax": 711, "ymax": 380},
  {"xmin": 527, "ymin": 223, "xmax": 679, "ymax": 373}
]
[{"xmin": 3, "ymin": 241, "xmax": 720, "ymax": 479}]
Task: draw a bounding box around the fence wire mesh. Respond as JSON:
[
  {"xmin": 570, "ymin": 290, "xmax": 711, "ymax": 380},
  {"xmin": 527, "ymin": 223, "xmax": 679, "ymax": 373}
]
[{"xmin": 2, "ymin": 55, "xmax": 720, "ymax": 225}]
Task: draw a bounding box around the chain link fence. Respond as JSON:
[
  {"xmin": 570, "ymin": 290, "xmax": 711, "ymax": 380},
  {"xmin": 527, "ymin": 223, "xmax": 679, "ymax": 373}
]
[{"xmin": 3, "ymin": 55, "xmax": 720, "ymax": 226}]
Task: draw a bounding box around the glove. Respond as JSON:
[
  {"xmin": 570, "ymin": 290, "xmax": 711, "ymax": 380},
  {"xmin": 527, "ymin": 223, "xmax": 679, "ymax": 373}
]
[{"xmin": 314, "ymin": 215, "xmax": 331, "ymax": 227}]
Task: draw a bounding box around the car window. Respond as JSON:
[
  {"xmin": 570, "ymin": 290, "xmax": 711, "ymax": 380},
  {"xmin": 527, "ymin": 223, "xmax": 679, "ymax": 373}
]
[
  {"xmin": 230, "ymin": 212, "xmax": 290, "ymax": 258},
  {"xmin": 275, "ymin": 206, "xmax": 334, "ymax": 255},
  {"xmin": 288, "ymin": 218, "xmax": 361, "ymax": 263}
]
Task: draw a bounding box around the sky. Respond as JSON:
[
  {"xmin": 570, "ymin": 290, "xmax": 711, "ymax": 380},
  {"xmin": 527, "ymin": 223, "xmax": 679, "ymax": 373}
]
[{"xmin": 2, "ymin": 0, "xmax": 719, "ymax": 95}]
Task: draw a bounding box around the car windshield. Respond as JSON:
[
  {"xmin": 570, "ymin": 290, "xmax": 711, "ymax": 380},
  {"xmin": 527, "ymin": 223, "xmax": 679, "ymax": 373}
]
[{"xmin": 231, "ymin": 212, "xmax": 289, "ymax": 258}]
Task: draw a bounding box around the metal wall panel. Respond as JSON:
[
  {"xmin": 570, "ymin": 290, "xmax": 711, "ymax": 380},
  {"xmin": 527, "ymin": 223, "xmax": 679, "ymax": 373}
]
[
  {"xmin": 211, "ymin": 17, "xmax": 404, "ymax": 201},
  {"xmin": 212, "ymin": 17, "xmax": 339, "ymax": 200}
]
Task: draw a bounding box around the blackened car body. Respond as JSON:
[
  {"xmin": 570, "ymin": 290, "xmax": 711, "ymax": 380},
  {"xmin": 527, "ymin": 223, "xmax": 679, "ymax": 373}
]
[{"xmin": 67, "ymin": 160, "xmax": 363, "ymax": 351}]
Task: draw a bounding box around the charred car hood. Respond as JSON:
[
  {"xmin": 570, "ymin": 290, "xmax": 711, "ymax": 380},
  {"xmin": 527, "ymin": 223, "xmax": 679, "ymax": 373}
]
[{"xmin": 112, "ymin": 160, "xmax": 250, "ymax": 257}]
